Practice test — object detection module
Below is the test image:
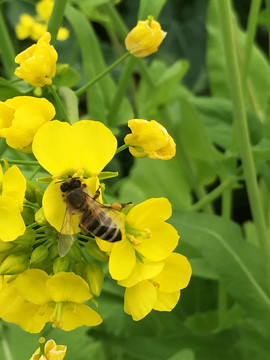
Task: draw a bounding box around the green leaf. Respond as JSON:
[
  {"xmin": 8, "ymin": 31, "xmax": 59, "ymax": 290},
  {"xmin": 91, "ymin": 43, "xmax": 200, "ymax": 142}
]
[
  {"xmin": 58, "ymin": 87, "xmax": 79, "ymax": 124},
  {"xmin": 172, "ymin": 210, "xmax": 270, "ymax": 321},
  {"xmin": 118, "ymin": 157, "xmax": 192, "ymax": 210},
  {"xmin": 53, "ymin": 64, "xmax": 80, "ymax": 88},
  {"xmin": 166, "ymin": 349, "xmax": 195, "ymax": 360},
  {"xmin": 65, "ymin": 4, "xmax": 133, "ymax": 125},
  {"xmin": 138, "ymin": 0, "xmax": 168, "ymax": 19},
  {"xmin": 206, "ymin": 0, "xmax": 270, "ymax": 119}
]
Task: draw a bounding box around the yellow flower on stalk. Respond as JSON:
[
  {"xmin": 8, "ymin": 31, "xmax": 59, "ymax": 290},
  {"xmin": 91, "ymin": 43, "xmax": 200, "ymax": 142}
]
[
  {"xmin": 125, "ymin": 16, "xmax": 167, "ymax": 57},
  {"xmin": 0, "ymin": 165, "xmax": 26, "ymax": 242},
  {"xmin": 30, "ymin": 338, "xmax": 66, "ymax": 360},
  {"xmin": 122, "ymin": 252, "xmax": 192, "ymax": 321},
  {"xmin": 97, "ymin": 198, "xmax": 179, "ymax": 281},
  {"xmin": 14, "ymin": 32, "xmax": 58, "ymax": 87},
  {"xmin": 124, "ymin": 119, "xmax": 176, "ymax": 160},
  {"xmin": 0, "ymin": 269, "xmax": 102, "ymax": 333},
  {"xmin": 32, "ymin": 120, "xmax": 117, "ymax": 233},
  {"xmin": 0, "ymin": 96, "xmax": 55, "ymax": 151}
]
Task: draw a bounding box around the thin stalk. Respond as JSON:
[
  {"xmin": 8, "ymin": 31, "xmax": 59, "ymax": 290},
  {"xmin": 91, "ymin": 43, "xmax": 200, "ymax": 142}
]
[
  {"xmin": 241, "ymin": 0, "xmax": 262, "ymax": 92},
  {"xmin": 189, "ymin": 176, "xmax": 236, "ymax": 212},
  {"xmin": 47, "ymin": 0, "xmax": 68, "ymax": 45},
  {"xmin": 75, "ymin": 52, "xmax": 131, "ymax": 97},
  {"xmin": 48, "ymin": 84, "xmax": 71, "ymax": 124},
  {"xmin": 217, "ymin": 0, "xmax": 270, "ymax": 282},
  {"xmin": 108, "ymin": 56, "xmax": 136, "ymax": 126},
  {"xmin": 115, "ymin": 144, "xmax": 129, "ymax": 155},
  {"xmin": 0, "ymin": 7, "xmax": 16, "ymax": 78},
  {"xmin": 0, "ymin": 321, "xmax": 13, "ymax": 360},
  {"xmin": 0, "ymin": 159, "xmax": 39, "ymax": 166}
]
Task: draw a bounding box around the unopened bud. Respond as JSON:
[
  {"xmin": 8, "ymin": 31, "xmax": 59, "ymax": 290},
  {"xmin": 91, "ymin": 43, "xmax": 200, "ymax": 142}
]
[
  {"xmin": 56, "ymin": 63, "xmax": 69, "ymax": 76},
  {"xmin": 21, "ymin": 206, "xmax": 35, "ymax": 225},
  {"xmin": 13, "ymin": 229, "xmax": 36, "ymax": 246},
  {"xmin": 85, "ymin": 240, "xmax": 109, "ymax": 262},
  {"xmin": 25, "ymin": 179, "xmax": 37, "ymax": 203},
  {"xmin": 35, "ymin": 207, "xmax": 48, "ymax": 226},
  {"xmin": 0, "ymin": 241, "xmax": 14, "ymax": 253},
  {"xmin": 68, "ymin": 243, "xmax": 82, "ymax": 262},
  {"xmin": 53, "ymin": 256, "xmax": 69, "ymax": 273},
  {"xmin": 84, "ymin": 263, "xmax": 104, "ymax": 297},
  {"xmin": 30, "ymin": 245, "xmax": 49, "ymax": 264},
  {"xmin": 72, "ymin": 262, "xmax": 85, "ymax": 277},
  {"xmin": 35, "ymin": 188, "xmax": 44, "ymax": 206},
  {"xmin": 0, "ymin": 252, "xmax": 29, "ymax": 275}
]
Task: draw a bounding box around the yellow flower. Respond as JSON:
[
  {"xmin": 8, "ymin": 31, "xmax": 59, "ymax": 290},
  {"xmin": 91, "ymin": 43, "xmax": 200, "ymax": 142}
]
[
  {"xmin": 97, "ymin": 198, "xmax": 179, "ymax": 281},
  {"xmin": 0, "ymin": 96, "xmax": 55, "ymax": 151},
  {"xmin": 36, "ymin": 0, "xmax": 54, "ymax": 22},
  {"xmin": 124, "ymin": 119, "xmax": 176, "ymax": 160},
  {"xmin": 125, "ymin": 16, "xmax": 167, "ymax": 57},
  {"xmin": 30, "ymin": 338, "xmax": 67, "ymax": 360},
  {"xmin": 0, "ymin": 165, "xmax": 26, "ymax": 242},
  {"xmin": 0, "ymin": 269, "xmax": 102, "ymax": 333},
  {"xmin": 15, "ymin": 14, "xmax": 36, "ymax": 40},
  {"xmin": 16, "ymin": 1, "xmax": 69, "ymax": 42},
  {"xmin": 14, "ymin": 32, "xmax": 58, "ymax": 87},
  {"xmin": 32, "ymin": 120, "xmax": 117, "ymax": 233},
  {"xmin": 122, "ymin": 253, "xmax": 192, "ymax": 321}
]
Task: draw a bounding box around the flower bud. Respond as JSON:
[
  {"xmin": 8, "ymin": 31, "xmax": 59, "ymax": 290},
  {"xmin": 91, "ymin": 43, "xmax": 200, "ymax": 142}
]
[
  {"xmin": 25, "ymin": 179, "xmax": 38, "ymax": 203},
  {"xmin": 84, "ymin": 263, "xmax": 104, "ymax": 297},
  {"xmin": 0, "ymin": 240, "xmax": 14, "ymax": 253},
  {"xmin": 0, "ymin": 252, "xmax": 29, "ymax": 275},
  {"xmin": 85, "ymin": 240, "xmax": 109, "ymax": 262},
  {"xmin": 21, "ymin": 206, "xmax": 35, "ymax": 225},
  {"xmin": 13, "ymin": 229, "xmax": 36, "ymax": 246},
  {"xmin": 125, "ymin": 16, "xmax": 167, "ymax": 57},
  {"xmin": 68, "ymin": 243, "xmax": 82, "ymax": 262},
  {"xmin": 14, "ymin": 32, "xmax": 58, "ymax": 87},
  {"xmin": 35, "ymin": 207, "xmax": 48, "ymax": 226},
  {"xmin": 124, "ymin": 119, "xmax": 176, "ymax": 160},
  {"xmin": 53, "ymin": 256, "xmax": 69, "ymax": 273},
  {"xmin": 30, "ymin": 245, "xmax": 49, "ymax": 264}
]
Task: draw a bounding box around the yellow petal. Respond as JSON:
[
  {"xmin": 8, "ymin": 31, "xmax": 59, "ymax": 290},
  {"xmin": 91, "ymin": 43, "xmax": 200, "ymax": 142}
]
[
  {"xmin": 2, "ymin": 165, "xmax": 26, "ymax": 211},
  {"xmin": 14, "ymin": 269, "xmax": 51, "ymax": 304},
  {"xmin": 61, "ymin": 303, "xmax": 102, "ymax": 330},
  {"xmin": 109, "ymin": 237, "xmax": 136, "ymax": 280},
  {"xmin": 124, "ymin": 281, "xmax": 157, "ymax": 320},
  {"xmin": 0, "ymin": 196, "xmax": 25, "ymax": 242},
  {"xmin": 46, "ymin": 272, "xmax": 92, "ymax": 303},
  {"xmin": 153, "ymin": 290, "xmax": 180, "ymax": 311},
  {"xmin": 127, "ymin": 198, "xmax": 172, "ymax": 227},
  {"xmin": 118, "ymin": 260, "xmax": 164, "ymax": 287},
  {"xmin": 137, "ymin": 222, "xmax": 179, "ymax": 261},
  {"xmin": 152, "ymin": 253, "xmax": 192, "ymax": 292},
  {"xmin": 32, "ymin": 120, "xmax": 117, "ymax": 177}
]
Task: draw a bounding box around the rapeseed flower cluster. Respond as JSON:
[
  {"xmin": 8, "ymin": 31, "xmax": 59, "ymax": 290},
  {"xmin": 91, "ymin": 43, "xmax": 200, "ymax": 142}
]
[
  {"xmin": 0, "ymin": 17, "xmax": 191, "ymax": 335},
  {"xmin": 16, "ymin": 0, "xmax": 69, "ymax": 42}
]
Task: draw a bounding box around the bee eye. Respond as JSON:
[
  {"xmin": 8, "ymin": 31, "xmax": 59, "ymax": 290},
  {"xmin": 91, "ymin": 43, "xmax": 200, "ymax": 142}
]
[
  {"xmin": 60, "ymin": 183, "xmax": 69, "ymax": 192},
  {"xmin": 71, "ymin": 179, "xmax": 81, "ymax": 189}
]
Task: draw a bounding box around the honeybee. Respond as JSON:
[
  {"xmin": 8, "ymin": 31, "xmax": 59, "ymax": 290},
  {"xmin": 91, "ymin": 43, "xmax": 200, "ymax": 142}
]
[{"xmin": 58, "ymin": 177, "xmax": 128, "ymax": 257}]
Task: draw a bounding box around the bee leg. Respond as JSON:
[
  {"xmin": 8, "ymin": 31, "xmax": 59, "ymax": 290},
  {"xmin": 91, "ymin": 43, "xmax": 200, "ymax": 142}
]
[
  {"xmin": 111, "ymin": 202, "xmax": 132, "ymax": 211},
  {"xmin": 79, "ymin": 223, "xmax": 89, "ymax": 235},
  {"xmin": 93, "ymin": 185, "xmax": 101, "ymax": 200}
]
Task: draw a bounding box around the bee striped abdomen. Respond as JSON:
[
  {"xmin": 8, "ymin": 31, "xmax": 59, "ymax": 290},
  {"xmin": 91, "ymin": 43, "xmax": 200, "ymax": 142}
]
[{"xmin": 80, "ymin": 209, "xmax": 122, "ymax": 242}]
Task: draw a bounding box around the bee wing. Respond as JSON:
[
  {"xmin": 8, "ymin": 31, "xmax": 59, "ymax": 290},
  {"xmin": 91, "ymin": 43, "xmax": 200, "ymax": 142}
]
[
  {"xmin": 85, "ymin": 195, "xmax": 124, "ymax": 229},
  {"xmin": 58, "ymin": 209, "xmax": 77, "ymax": 257}
]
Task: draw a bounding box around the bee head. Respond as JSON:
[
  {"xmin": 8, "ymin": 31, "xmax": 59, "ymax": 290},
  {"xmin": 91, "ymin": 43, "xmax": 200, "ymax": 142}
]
[{"xmin": 60, "ymin": 178, "xmax": 82, "ymax": 192}]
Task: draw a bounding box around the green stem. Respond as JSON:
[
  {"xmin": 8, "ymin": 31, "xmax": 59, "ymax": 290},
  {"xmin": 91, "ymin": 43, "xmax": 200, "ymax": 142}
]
[
  {"xmin": 241, "ymin": 0, "xmax": 262, "ymax": 92},
  {"xmin": 115, "ymin": 144, "xmax": 129, "ymax": 155},
  {"xmin": 189, "ymin": 176, "xmax": 236, "ymax": 212},
  {"xmin": 0, "ymin": 321, "xmax": 13, "ymax": 360},
  {"xmin": 266, "ymin": 0, "xmax": 270, "ymax": 61},
  {"xmin": 217, "ymin": 0, "xmax": 270, "ymax": 282},
  {"xmin": 0, "ymin": 6, "xmax": 16, "ymax": 78},
  {"xmin": 48, "ymin": 84, "xmax": 71, "ymax": 124},
  {"xmin": 108, "ymin": 56, "xmax": 136, "ymax": 126},
  {"xmin": 26, "ymin": 222, "xmax": 38, "ymax": 229},
  {"xmin": 47, "ymin": 0, "xmax": 68, "ymax": 45},
  {"xmin": 75, "ymin": 52, "xmax": 131, "ymax": 97},
  {"xmin": 0, "ymin": 159, "xmax": 39, "ymax": 166}
]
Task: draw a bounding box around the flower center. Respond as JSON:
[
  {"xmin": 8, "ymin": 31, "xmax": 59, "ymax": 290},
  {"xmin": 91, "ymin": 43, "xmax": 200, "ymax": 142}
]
[
  {"xmin": 125, "ymin": 223, "xmax": 151, "ymax": 246},
  {"xmin": 51, "ymin": 302, "xmax": 64, "ymax": 328}
]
